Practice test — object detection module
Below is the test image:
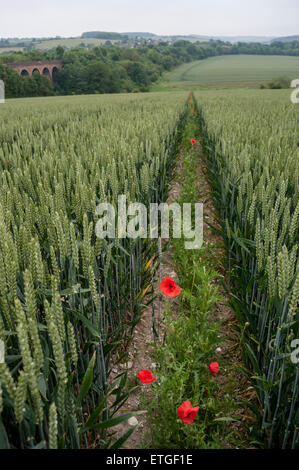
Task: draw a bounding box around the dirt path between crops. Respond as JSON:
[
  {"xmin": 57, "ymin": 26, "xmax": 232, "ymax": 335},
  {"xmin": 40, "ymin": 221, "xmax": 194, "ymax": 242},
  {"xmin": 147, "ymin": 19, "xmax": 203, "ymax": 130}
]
[
  {"xmin": 110, "ymin": 134, "xmax": 255, "ymax": 449},
  {"xmin": 109, "ymin": 152, "xmax": 184, "ymax": 449}
]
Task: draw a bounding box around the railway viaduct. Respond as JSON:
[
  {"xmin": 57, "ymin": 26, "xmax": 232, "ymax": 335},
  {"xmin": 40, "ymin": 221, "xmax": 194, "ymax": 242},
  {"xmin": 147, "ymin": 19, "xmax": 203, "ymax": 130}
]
[{"xmin": 7, "ymin": 60, "xmax": 63, "ymax": 82}]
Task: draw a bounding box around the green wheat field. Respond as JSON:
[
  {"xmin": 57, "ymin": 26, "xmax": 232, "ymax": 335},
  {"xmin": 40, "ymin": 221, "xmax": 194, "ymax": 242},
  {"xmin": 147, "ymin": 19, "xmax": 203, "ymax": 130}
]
[
  {"xmin": 167, "ymin": 55, "xmax": 299, "ymax": 84},
  {"xmin": 0, "ymin": 52, "xmax": 299, "ymax": 449}
]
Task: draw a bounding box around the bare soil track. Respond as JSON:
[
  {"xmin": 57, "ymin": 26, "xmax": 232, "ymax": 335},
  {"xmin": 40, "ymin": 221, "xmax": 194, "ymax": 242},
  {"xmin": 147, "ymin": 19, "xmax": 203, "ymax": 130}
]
[{"xmin": 109, "ymin": 135, "xmax": 254, "ymax": 449}]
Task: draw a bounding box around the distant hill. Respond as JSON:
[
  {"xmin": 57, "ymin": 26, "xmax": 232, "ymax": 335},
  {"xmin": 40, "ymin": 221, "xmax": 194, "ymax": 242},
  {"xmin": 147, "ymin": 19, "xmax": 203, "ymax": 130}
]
[
  {"xmin": 82, "ymin": 31, "xmax": 156, "ymax": 39},
  {"xmin": 171, "ymin": 35, "xmax": 274, "ymax": 43},
  {"xmin": 122, "ymin": 33, "xmax": 274, "ymax": 43},
  {"xmin": 82, "ymin": 31, "xmax": 275, "ymax": 43},
  {"xmin": 81, "ymin": 31, "xmax": 125, "ymax": 39},
  {"xmin": 121, "ymin": 32, "xmax": 157, "ymax": 38},
  {"xmin": 271, "ymin": 35, "xmax": 299, "ymax": 43},
  {"xmin": 211, "ymin": 36, "xmax": 274, "ymax": 43}
]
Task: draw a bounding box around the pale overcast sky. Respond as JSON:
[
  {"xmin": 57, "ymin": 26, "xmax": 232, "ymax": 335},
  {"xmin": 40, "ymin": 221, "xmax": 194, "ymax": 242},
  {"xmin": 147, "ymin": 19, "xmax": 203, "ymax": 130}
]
[{"xmin": 1, "ymin": 0, "xmax": 298, "ymax": 38}]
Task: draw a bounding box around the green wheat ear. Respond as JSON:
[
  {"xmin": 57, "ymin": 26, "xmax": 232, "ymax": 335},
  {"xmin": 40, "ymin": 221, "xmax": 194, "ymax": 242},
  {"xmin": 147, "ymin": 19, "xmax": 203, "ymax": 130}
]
[
  {"xmin": 0, "ymin": 362, "xmax": 16, "ymax": 401},
  {"xmin": 277, "ymin": 246, "xmax": 289, "ymax": 300},
  {"xmin": 70, "ymin": 222, "xmax": 79, "ymax": 270},
  {"xmin": 290, "ymin": 272, "xmax": 299, "ymax": 314},
  {"xmin": 15, "ymin": 370, "xmax": 28, "ymax": 423},
  {"xmin": 24, "ymin": 269, "xmax": 43, "ymax": 371},
  {"xmin": 15, "ymin": 298, "xmax": 42, "ymax": 423},
  {"xmin": 49, "ymin": 402, "xmax": 58, "ymax": 449},
  {"xmin": 67, "ymin": 321, "xmax": 78, "ymax": 367}
]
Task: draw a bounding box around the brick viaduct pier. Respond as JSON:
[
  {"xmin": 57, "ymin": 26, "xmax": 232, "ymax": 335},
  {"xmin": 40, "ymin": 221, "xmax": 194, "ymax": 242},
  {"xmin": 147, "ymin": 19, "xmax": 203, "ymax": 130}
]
[{"xmin": 7, "ymin": 60, "xmax": 63, "ymax": 82}]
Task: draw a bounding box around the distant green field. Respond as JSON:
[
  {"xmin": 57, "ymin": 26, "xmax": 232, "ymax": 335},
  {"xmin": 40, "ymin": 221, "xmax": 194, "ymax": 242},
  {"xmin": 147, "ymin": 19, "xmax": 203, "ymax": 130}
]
[
  {"xmin": 167, "ymin": 55, "xmax": 299, "ymax": 84},
  {"xmin": 0, "ymin": 38, "xmax": 119, "ymax": 54},
  {"xmin": 0, "ymin": 47, "xmax": 24, "ymax": 54},
  {"xmin": 35, "ymin": 37, "xmax": 118, "ymax": 50}
]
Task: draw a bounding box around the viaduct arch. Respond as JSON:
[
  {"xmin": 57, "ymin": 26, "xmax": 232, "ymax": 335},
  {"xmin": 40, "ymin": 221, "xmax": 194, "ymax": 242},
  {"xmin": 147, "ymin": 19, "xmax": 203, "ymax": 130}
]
[{"xmin": 7, "ymin": 60, "xmax": 63, "ymax": 83}]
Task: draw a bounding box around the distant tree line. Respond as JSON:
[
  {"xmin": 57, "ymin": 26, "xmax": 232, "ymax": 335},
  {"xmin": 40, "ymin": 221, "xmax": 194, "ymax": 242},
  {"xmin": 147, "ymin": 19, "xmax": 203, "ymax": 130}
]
[{"xmin": 1, "ymin": 39, "xmax": 299, "ymax": 98}]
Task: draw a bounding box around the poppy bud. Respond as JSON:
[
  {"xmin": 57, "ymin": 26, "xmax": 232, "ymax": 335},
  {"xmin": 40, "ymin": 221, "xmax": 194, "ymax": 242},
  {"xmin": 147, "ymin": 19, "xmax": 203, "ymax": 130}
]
[{"xmin": 208, "ymin": 362, "xmax": 220, "ymax": 376}]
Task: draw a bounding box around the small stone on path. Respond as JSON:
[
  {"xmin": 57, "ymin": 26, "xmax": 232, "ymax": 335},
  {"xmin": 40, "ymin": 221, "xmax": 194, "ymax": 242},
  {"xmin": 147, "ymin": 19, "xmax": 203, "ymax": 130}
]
[{"xmin": 128, "ymin": 417, "xmax": 139, "ymax": 427}]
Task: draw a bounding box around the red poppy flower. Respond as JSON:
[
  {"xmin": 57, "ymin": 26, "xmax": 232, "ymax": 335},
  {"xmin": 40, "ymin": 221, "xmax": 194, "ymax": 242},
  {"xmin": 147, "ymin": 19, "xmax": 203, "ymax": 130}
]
[
  {"xmin": 191, "ymin": 138, "xmax": 197, "ymax": 145},
  {"xmin": 137, "ymin": 370, "xmax": 156, "ymax": 384},
  {"xmin": 188, "ymin": 100, "xmax": 191, "ymax": 104},
  {"xmin": 178, "ymin": 401, "xmax": 199, "ymax": 425},
  {"xmin": 190, "ymin": 109, "xmax": 194, "ymax": 113},
  {"xmin": 160, "ymin": 277, "xmax": 181, "ymax": 298},
  {"xmin": 208, "ymin": 362, "xmax": 220, "ymax": 376}
]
